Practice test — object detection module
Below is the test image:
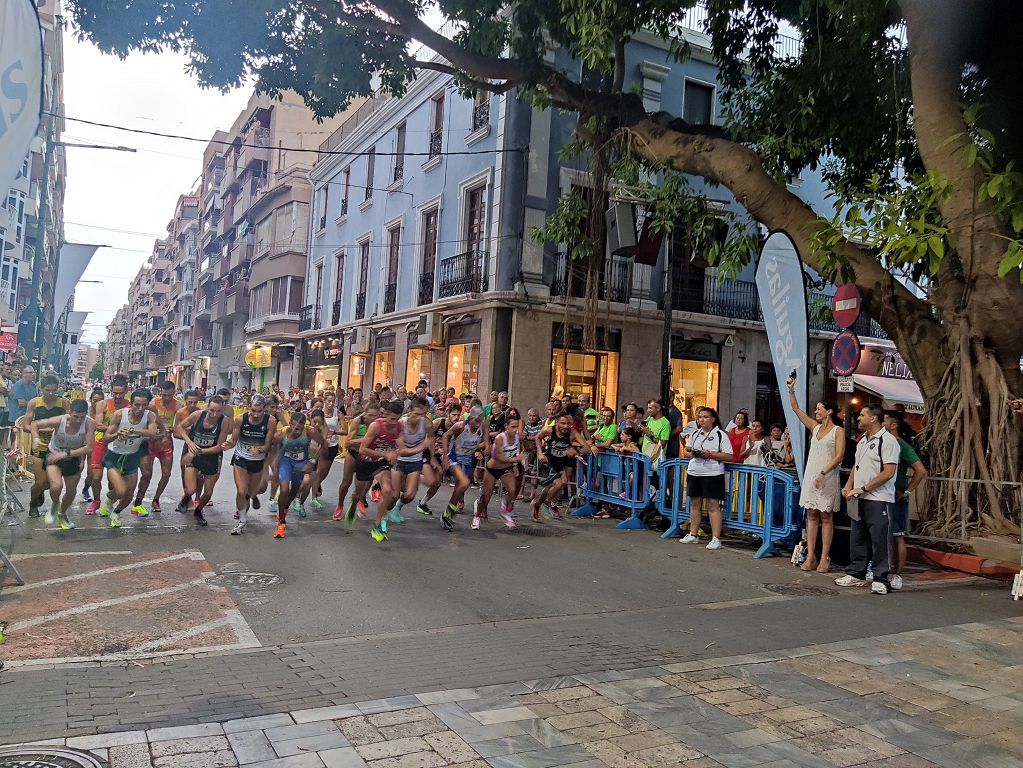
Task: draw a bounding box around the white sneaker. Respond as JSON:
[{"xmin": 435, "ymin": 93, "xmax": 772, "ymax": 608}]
[
  {"xmin": 45, "ymin": 504, "xmax": 57, "ymax": 525},
  {"xmin": 230, "ymin": 522, "xmax": 245, "ymax": 536},
  {"xmin": 471, "ymin": 515, "xmax": 481, "ymax": 530},
  {"xmin": 871, "ymin": 581, "xmax": 889, "ymax": 595},
  {"xmin": 890, "ymin": 574, "xmax": 903, "ymax": 590},
  {"xmin": 835, "ymin": 574, "xmax": 866, "ymax": 587},
  {"xmin": 706, "ymin": 537, "xmax": 722, "ymax": 550},
  {"xmin": 680, "ymin": 533, "xmax": 699, "ymax": 544}
]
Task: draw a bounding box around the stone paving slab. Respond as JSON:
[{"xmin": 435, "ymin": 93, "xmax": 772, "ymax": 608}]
[{"xmin": 7, "ymin": 615, "xmax": 1023, "ymax": 768}]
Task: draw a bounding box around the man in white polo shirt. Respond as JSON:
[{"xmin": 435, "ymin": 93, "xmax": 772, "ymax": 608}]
[{"xmin": 836, "ymin": 404, "xmax": 900, "ymax": 595}]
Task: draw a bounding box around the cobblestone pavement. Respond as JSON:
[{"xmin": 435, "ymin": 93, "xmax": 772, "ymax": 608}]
[{"xmin": 5, "ymin": 615, "xmax": 1022, "ymax": 768}]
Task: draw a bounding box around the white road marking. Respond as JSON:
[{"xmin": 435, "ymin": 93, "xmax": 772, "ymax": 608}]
[
  {"xmin": 133, "ymin": 616, "xmax": 234, "ymax": 652},
  {"xmin": 10, "ymin": 550, "xmax": 133, "ymax": 560},
  {"xmin": 7, "ymin": 577, "xmax": 209, "ymax": 632},
  {"xmin": 5, "ymin": 550, "xmax": 206, "ymax": 594}
]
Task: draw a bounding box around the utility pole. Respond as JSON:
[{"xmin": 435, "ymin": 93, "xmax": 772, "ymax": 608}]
[{"xmin": 661, "ymin": 233, "xmax": 674, "ymax": 406}]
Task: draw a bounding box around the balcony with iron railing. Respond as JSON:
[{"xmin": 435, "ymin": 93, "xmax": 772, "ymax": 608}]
[
  {"xmin": 428, "ymin": 130, "xmax": 443, "ymax": 159},
  {"xmin": 418, "ymin": 271, "xmax": 435, "ymax": 306},
  {"xmin": 393, "ymin": 162, "xmax": 404, "ymax": 183},
  {"xmin": 298, "ymin": 304, "xmax": 313, "ymax": 332},
  {"xmin": 438, "ymin": 250, "xmax": 487, "ymax": 298},
  {"xmin": 661, "ymin": 274, "xmax": 888, "ymax": 338},
  {"xmin": 192, "ymin": 338, "xmax": 214, "ymax": 355},
  {"xmin": 356, "ymin": 291, "xmax": 367, "ymax": 320},
  {"xmin": 384, "ymin": 282, "xmax": 397, "ymax": 313},
  {"xmin": 550, "ymin": 252, "xmax": 630, "ymax": 304},
  {"xmin": 471, "ymin": 100, "xmax": 490, "ymax": 132},
  {"xmin": 239, "ymin": 125, "xmax": 271, "ymax": 168},
  {"xmin": 338, "ymin": 198, "xmax": 348, "ymax": 219}
]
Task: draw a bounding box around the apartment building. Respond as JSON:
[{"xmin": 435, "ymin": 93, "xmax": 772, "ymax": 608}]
[
  {"xmin": 105, "ymin": 305, "xmax": 129, "ymax": 377},
  {"xmin": 125, "ymin": 268, "xmax": 153, "ymax": 381},
  {"xmin": 191, "ymin": 92, "xmax": 353, "ymax": 391},
  {"xmin": 74, "ymin": 342, "xmax": 100, "ymax": 381},
  {"xmin": 296, "ymin": 19, "xmax": 912, "ymax": 423},
  {"xmin": 1, "ymin": 0, "xmax": 66, "ymax": 365}
]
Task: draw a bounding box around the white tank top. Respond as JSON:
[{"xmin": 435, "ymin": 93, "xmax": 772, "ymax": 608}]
[
  {"xmin": 451, "ymin": 423, "xmax": 483, "ymax": 457},
  {"xmin": 324, "ymin": 409, "xmax": 341, "ymax": 447},
  {"xmin": 50, "ymin": 415, "xmax": 90, "ymax": 454},
  {"xmin": 108, "ymin": 409, "xmax": 152, "ymax": 455},
  {"xmin": 398, "ymin": 415, "xmax": 426, "ymax": 464},
  {"xmin": 492, "ymin": 432, "xmax": 520, "ymax": 462}
]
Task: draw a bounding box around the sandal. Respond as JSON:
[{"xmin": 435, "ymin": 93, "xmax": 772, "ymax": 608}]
[
  {"xmin": 816, "ymin": 557, "xmax": 831, "ymax": 574},
  {"xmin": 800, "ymin": 556, "xmax": 818, "ymax": 572}
]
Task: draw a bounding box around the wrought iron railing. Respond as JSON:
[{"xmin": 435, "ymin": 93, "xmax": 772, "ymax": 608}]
[
  {"xmin": 393, "ymin": 162, "xmax": 404, "ymax": 182},
  {"xmin": 418, "ymin": 271, "xmax": 435, "ymax": 306},
  {"xmin": 339, "ymin": 198, "xmax": 348, "ymax": 218},
  {"xmin": 472, "ymin": 100, "xmax": 490, "ymax": 132},
  {"xmin": 439, "ymin": 250, "xmax": 487, "ymax": 298},
  {"xmin": 550, "ymin": 252, "xmax": 631, "ymax": 304},
  {"xmin": 356, "ymin": 291, "xmax": 367, "ymax": 319},
  {"xmin": 298, "ymin": 304, "xmax": 313, "ymax": 332},
  {"xmin": 384, "ymin": 282, "xmax": 397, "ymax": 313},
  {"xmin": 428, "ymin": 130, "xmax": 443, "ymax": 159}
]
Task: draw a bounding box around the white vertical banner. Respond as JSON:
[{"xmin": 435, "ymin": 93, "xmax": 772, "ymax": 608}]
[
  {"xmin": 755, "ymin": 231, "xmax": 809, "ymax": 482},
  {"xmin": 0, "ymin": 0, "xmax": 44, "ymax": 194},
  {"xmin": 54, "ymin": 243, "xmax": 100, "ymax": 317}
]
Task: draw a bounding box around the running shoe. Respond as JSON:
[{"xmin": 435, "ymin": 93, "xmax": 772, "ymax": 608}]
[
  {"xmin": 82, "ymin": 489, "xmax": 92, "ymax": 502},
  {"xmin": 473, "ymin": 496, "xmax": 481, "ymax": 519},
  {"xmin": 380, "ymin": 518, "xmax": 388, "ymax": 535},
  {"xmin": 370, "ymin": 526, "xmax": 387, "ymax": 542},
  {"xmin": 45, "ymin": 502, "xmax": 58, "ymax": 525},
  {"xmin": 333, "ymin": 505, "xmax": 345, "ymax": 521},
  {"xmin": 99, "ymin": 499, "xmax": 111, "ymax": 517},
  {"xmin": 28, "ymin": 506, "xmax": 40, "ymax": 518},
  {"xmin": 85, "ymin": 500, "xmax": 100, "ymax": 516},
  {"xmin": 274, "ymin": 523, "xmax": 286, "ymax": 539},
  {"xmin": 679, "ymin": 533, "xmax": 699, "ymax": 544},
  {"xmin": 369, "ymin": 485, "xmax": 382, "ymax": 503},
  {"xmin": 442, "ymin": 506, "xmax": 455, "ymax": 532},
  {"xmin": 131, "ymin": 503, "xmax": 148, "ymax": 517},
  {"xmin": 57, "ymin": 513, "xmax": 74, "ymax": 531},
  {"xmin": 297, "ymin": 501, "xmax": 307, "ymax": 518},
  {"xmin": 356, "ymin": 499, "xmax": 368, "ymax": 518},
  {"xmin": 194, "ymin": 510, "xmax": 208, "ymax": 527},
  {"xmin": 151, "ymin": 499, "xmax": 161, "ymax": 513},
  {"xmin": 550, "ymin": 505, "xmax": 563, "ymax": 519},
  {"xmin": 230, "ymin": 522, "xmax": 245, "ymax": 535},
  {"xmin": 310, "ymin": 497, "xmax": 323, "ymax": 510},
  {"xmin": 706, "ymin": 537, "xmax": 722, "ymax": 550},
  {"xmin": 109, "ymin": 512, "xmax": 122, "ymax": 528},
  {"xmin": 175, "ymin": 498, "xmax": 187, "ymax": 514},
  {"xmin": 471, "ymin": 515, "xmax": 481, "ymax": 530},
  {"xmin": 269, "ymin": 498, "xmax": 279, "ymax": 514},
  {"xmin": 251, "ymin": 495, "xmax": 261, "ymax": 510},
  {"xmin": 387, "ymin": 506, "xmax": 404, "ymax": 525},
  {"xmin": 539, "ymin": 503, "xmax": 554, "ymax": 520},
  {"xmin": 344, "ymin": 506, "xmax": 357, "ymax": 528},
  {"xmin": 416, "ymin": 502, "xmax": 432, "ymax": 516},
  {"xmin": 500, "ymin": 505, "xmax": 516, "ymax": 529}
]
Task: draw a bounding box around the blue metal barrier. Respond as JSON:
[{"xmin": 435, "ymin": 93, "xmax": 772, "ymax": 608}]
[
  {"xmin": 656, "ymin": 459, "xmax": 799, "ymax": 558},
  {"xmin": 571, "ymin": 450, "xmax": 653, "ymax": 529}
]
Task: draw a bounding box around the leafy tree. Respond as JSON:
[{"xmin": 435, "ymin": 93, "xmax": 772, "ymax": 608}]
[{"xmin": 66, "ymin": 0, "xmax": 1023, "ymax": 535}]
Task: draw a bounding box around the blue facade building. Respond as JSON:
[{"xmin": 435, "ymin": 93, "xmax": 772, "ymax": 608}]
[{"xmin": 297, "ymin": 20, "xmax": 896, "ymax": 424}]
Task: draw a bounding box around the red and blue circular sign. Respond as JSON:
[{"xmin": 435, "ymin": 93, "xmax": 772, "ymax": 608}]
[{"xmin": 831, "ymin": 330, "xmax": 862, "ymax": 376}]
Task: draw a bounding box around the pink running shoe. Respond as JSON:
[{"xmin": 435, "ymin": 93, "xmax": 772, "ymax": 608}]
[
  {"xmin": 356, "ymin": 499, "xmax": 368, "ymax": 518},
  {"xmin": 85, "ymin": 500, "xmax": 100, "ymax": 515},
  {"xmin": 500, "ymin": 505, "xmax": 516, "ymax": 529}
]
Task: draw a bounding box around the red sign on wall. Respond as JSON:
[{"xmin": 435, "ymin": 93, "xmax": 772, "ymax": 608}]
[{"xmin": 0, "ymin": 332, "xmax": 18, "ymax": 351}]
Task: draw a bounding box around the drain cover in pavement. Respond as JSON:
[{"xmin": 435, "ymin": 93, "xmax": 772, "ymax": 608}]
[
  {"xmin": 496, "ymin": 524, "xmax": 573, "ymax": 537},
  {"xmin": 207, "ymin": 571, "xmax": 285, "ymax": 590},
  {"xmin": 762, "ymin": 582, "xmax": 838, "ymax": 597},
  {"xmin": 0, "ymin": 748, "xmax": 105, "ymax": 767}
]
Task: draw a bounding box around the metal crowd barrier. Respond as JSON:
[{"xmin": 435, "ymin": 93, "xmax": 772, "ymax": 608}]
[
  {"xmin": 656, "ymin": 459, "xmax": 799, "ymax": 558},
  {"xmin": 571, "ymin": 450, "xmax": 654, "ymax": 529}
]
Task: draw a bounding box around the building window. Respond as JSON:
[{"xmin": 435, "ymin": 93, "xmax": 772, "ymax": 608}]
[
  {"xmin": 289, "ymin": 277, "xmax": 304, "ymax": 312},
  {"xmin": 551, "ymin": 350, "xmax": 620, "ymax": 411},
  {"xmin": 419, "ymin": 207, "xmax": 438, "ymax": 306},
  {"xmin": 393, "ymin": 123, "xmax": 406, "ymax": 182},
  {"xmin": 429, "ymin": 93, "xmax": 444, "ymax": 158},
  {"xmin": 446, "ymin": 343, "xmax": 480, "ymax": 395},
  {"xmin": 270, "ymin": 276, "xmax": 289, "ymax": 314},
  {"xmin": 386, "ymin": 223, "xmax": 400, "ymax": 302},
  {"xmin": 406, "ymin": 348, "xmax": 433, "ymax": 390},
  {"xmin": 317, "ymin": 186, "xmax": 329, "ymax": 230},
  {"xmin": 672, "ymin": 358, "xmax": 720, "ymax": 425},
  {"xmin": 683, "ymin": 79, "xmax": 714, "ymax": 125},
  {"xmin": 471, "ymin": 91, "xmax": 490, "ymax": 132},
  {"xmin": 313, "ymin": 264, "xmax": 323, "ymax": 327},
  {"xmin": 373, "ymin": 351, "xmax": 394, "ymax": 389},
  {"xmin": 464, "ymin": 184, "xmax": 486, "ymax": 252},
  {"xmin": 221, "ymin": 323, "xmax": 233, "ymax": 348},
  {"xmin": 364, "ymin": 147, "xmax": 375, "ymax": 200},
  {"xmin": 340, "ymin": 168, "xmax": 350, "ymax": 217},
  {"xmin": 250, "ymin": 283, "xmax": 265, "ymax": 319},
  {"xmin": 359, "ymin": 241, "xmax": 370, "ymax": 293},
  {"xmin": 348, "ymin": 355, "xmax": 365, "ymax": 390}
]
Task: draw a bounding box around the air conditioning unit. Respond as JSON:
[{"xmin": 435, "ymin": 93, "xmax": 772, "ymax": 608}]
[
  {"xmin": 352, "ymin": 327, "xmax": 371, "ymax": 354},
  {"xmin": 414, "ymin": 312, "xmax": 443, "ymax": 348}
]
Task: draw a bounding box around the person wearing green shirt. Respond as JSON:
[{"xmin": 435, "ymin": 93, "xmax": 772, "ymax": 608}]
[
  {"xmin": 883, "ymin": 411, "xmax": 928, "ymax": 591},
  {"xmin": 482, "ymin": 390, "xmax": 498, "ymax": 419},
  {"xmin": 578, "ymin": 393, "xmax": 600, "ymax": 434},
  {"xmin": 639, "ymin": 399, "xmax": 671, "ymax": 465},
  {"xmin": 591, "ymin": 407, "xmax": 619, "ymax": 449}
]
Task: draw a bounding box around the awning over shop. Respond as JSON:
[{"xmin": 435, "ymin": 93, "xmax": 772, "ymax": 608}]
[{"xmin": 851, "ymin": 374, "xmax": 924, "ymax": 405}]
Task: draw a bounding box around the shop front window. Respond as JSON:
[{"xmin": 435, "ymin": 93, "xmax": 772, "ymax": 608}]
[
  {"xmin": 406, "ymin": 348, "xmax": 433, "ymax": 391},
  {"xmin": 373, "ymin": 351, "xmax": 395, "ymax": 389},
  {"xmin": 313, "ymin": 368, "xmax": 338, "ymax": 393},
  {"xmin": 446, "ymin": 343, "xmax": 480, "ymax": 395},
  {"xmin": 550, "ymin": 349, "xmax": 619, "ymax": 410},
  {"xmin": 348, "ymin": 355, "xmax": 366, "ymax": 390},
  {"xmin": 671, "ymin": 358, "xmax": 720, "ymax": 425}
]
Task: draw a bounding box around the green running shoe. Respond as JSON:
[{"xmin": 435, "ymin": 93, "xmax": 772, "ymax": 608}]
[
  {"xmin": 370, "ymin": 526, "xmax": 387, "ymax": 542},
  {"xmin": 387, "ymin": 506, "xmax": 404, "ymax": 524}
]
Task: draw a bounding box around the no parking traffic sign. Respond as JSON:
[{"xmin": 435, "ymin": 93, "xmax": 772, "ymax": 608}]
[{"xmin": 831, "ymin": 330, "xmax": 862, "ymax": 376}]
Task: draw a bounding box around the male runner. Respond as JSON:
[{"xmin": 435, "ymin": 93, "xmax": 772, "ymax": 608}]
[
  {"xmin": 335, "ymin": 401, "xmax": 380, "ymax": 523},
  {"xmin": 356, "ymin": 401, "xmax": 405, "ymax": 542},
  {"xmin": 23, "ymin": 375, "xmax": 70, "ymax": 518},
  {"xmin": 102, "ymin": 389, "xmax": 164, "ymax": 528},
  {"xmin": 389, "ymin": 396, "xmax": 436, "ymax": 525},
  {"xmin": 80, "ymin": 388, "xmax": 105, "ymax": 502},
  {"xmin": 441, "ymin": 406, "xmax": 489, "ymax": 531},
  {"xmin": 87, "ymin": 377, "xmax": 130, "ymax": 515},
  {"xmin": 532, "ymin": 413, "xmax": 589, "ymax": 520},
  {"xmin": 30, "ymin": 399, "xmax": 95, "ymax": 529},
  {"xmin": 134, "ymin": 380, "xmax": 180, "ymax": 514},
  {"xmin": 415, "ymin": 401, "xmax": 460, "ymax": 518},
  {"xmin": 226, "ymin": 394, "xmax": 277, "ymax": 526},
  {"xmin": 272, "ymin": 412, "xmax": 323, "ymax": 538},
  {"xmin": 176, "ymin": 395, "xmax": 231, "ymax": 528},
  {"xmin": 173, "ymin": 389, "xmax": 203, "ymax": 512}
]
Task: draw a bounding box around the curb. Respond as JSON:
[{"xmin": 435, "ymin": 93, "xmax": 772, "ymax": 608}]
[{"xmin": 907, "ymin": 544, "xmax": 1019, "ymax": 580}]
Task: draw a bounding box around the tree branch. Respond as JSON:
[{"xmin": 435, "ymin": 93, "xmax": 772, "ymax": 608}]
[{"xmin": 409, "ymin": 60, "xmax": 519, "ymax": 93}]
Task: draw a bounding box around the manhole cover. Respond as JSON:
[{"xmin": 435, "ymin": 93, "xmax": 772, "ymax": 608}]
[
  {"xmin": 762, "ymin": 582, "xmax": 838, "ymax": 597},
  {"xmin": 0, "ymin": 747, "xmax": 105, "ymax": 767},
  {"xmin": 207, "ymin": 571, "xmax": 285, "ymax": 590},
  {"xmin": 496, "ymin": 524, "xmax": 573, "ymax": 537}
]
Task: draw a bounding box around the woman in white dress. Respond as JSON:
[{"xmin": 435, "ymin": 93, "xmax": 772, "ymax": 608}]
[{"xmin": 787, "ymin": 376, "xmax": 845, "ymax": 573}]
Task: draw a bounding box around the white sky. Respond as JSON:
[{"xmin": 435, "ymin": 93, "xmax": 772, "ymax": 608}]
[{"xmin": 62, "ymin": 31, "xmax": 252, "ymax": 344}]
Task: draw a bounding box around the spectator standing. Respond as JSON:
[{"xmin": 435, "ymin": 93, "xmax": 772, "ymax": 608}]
[
  {"xmin": 727, "ymin": 411, "xmax": 750, "ymax": 461},
  {"xmin": 680, "ymin": 407, "xmax": 732, "ymax": 550},
  {"xmin": 10, "ymin": 366, "xmax": 37, "ymax": 428},
  {"xmin": 578, "ymin": 393, "xmax": 599, "ymax": 435},
  {"xmin": 883, "ymin": 410, "xmax": 928, "ymax": 590},
  {"xmin": 787, "ymin": 377, "xmax": 845, "ymax": 573},
  {"xmin": 740, "ymin": 419, "xmax": 767, "ymax": 465},
  {"xmin": 0, "ymin": 367, "xmax": 10, "ymax": 448},
  {"xmin": 664, "ymin": 390, "xmax": 684, "ymax": 461},
  {"xmin": 638, "ymin": 399, "xmax": 670, "ymax": 469},
  {"xmin": 836, "ymin": 405, "xmax": 900, "ymax": 595}
]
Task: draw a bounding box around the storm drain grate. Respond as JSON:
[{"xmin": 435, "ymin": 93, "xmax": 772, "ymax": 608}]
[
  {"xmin": 0, "ymin": 748, "xmax": 106, "ymax": 768},
  {"xmin": 761, "ymin": 582, "xmax": 839, "ymax": 597},
  {"xmin": 496, "ymin": 524, "xmax": 573, "ymax": 537}
]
